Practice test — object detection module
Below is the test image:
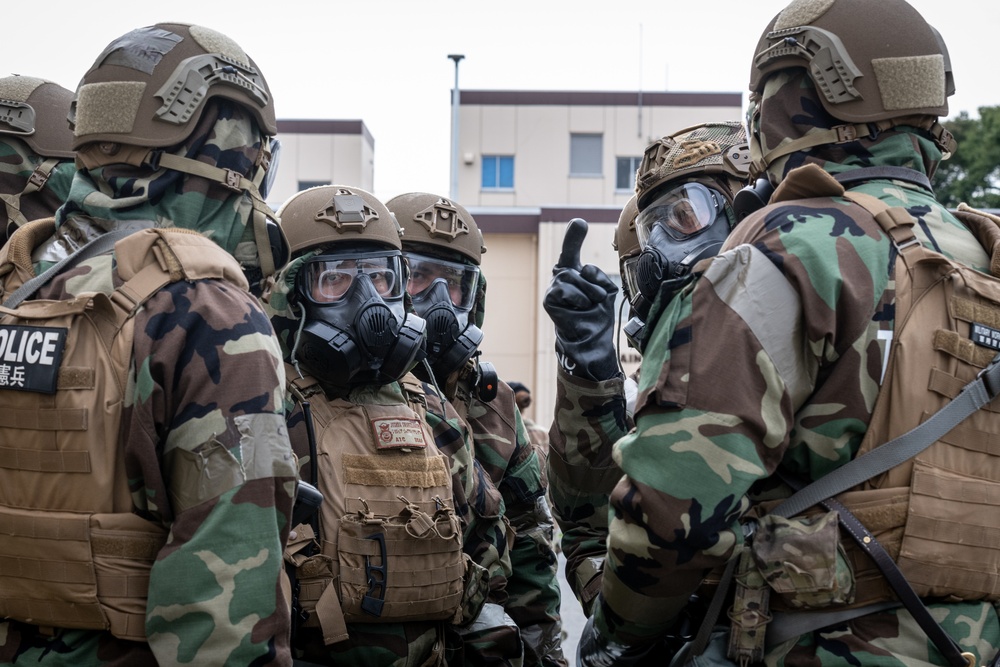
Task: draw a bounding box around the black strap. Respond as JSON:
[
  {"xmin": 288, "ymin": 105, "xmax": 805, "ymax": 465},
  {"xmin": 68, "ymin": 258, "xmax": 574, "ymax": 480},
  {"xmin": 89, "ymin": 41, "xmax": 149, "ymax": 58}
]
[
  {"xmin": 824, "ymin": 495, "xmax": 972, "ymax": 667},
  {"xmin": 833, "ymin": 166, "xmax": 933, "ymax": 192},
  {"xmin": 2, "ymin": 227, "xmax": 139, "ymax": 309}
]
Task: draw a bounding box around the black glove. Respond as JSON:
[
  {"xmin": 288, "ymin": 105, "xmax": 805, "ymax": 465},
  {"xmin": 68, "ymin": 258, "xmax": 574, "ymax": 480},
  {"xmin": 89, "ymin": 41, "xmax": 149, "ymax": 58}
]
[
  {"xmin": 577, "ymin": 614, "xmax": 657, "ymax": 667},
  {"xmin": 543, "ymin": 219, "xmax": 620, "ymax": 382}
]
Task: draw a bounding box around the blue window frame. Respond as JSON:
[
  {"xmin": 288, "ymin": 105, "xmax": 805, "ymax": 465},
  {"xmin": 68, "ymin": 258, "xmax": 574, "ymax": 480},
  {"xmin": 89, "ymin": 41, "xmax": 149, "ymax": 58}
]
[{"xmin": 482, "ymin": 155, "xmax": 514, "ymax": 189}]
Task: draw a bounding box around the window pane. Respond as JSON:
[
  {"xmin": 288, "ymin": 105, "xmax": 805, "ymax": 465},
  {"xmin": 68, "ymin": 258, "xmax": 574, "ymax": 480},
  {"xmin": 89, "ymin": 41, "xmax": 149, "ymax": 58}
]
[
  {"xmin": 571, "ymin": 133, "xmax": 603, "ymax": 175},
  {"xmin": 482, "ymin": 156, "xmax": 497, "ymax": 188},
  {"xmin": 499, "ymin": 156, "xmax": 514, "ymax": 188},
  {"xmin": 615, "ymin": 157, "xmax": 640, "ymax": 190}
]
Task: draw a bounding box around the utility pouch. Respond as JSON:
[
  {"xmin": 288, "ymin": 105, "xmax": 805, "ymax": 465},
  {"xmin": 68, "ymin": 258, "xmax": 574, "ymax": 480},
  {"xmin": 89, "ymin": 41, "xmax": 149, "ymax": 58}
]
[
  {"xmin": 751, "ymin": 510, "xmax": 855, "ymax": 609},
  {"xmin": 337, "ymin": 498, "xmax": 465, "ymax": 624}
]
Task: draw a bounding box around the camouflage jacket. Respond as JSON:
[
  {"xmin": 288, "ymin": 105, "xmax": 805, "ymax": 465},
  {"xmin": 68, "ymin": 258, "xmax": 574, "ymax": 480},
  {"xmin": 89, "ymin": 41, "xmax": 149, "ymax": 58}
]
[
  {"xmin": 431, "ymin": 363, "xmax": 567, "ymax": 667},
  {"xmin": 594, "ymin": 167, "xmax": 1000, "ymax": 665},
  {"xmin": 547, "ymin": 367, "xmax": 631, "ymax": 616},
  {"xmin": 522, "ymin": 416, "xmax": 550, "ymax": 457},
  {"xmin": 0, "ymin": 237, "xmax": 297, "ymax": 666}
]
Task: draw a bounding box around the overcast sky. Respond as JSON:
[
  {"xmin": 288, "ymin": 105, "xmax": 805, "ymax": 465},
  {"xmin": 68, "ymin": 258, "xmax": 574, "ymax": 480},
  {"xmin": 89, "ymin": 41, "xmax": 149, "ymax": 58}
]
[{"xmin": 10, "ymin": 0, "xmax": 997, "ymax": 202}]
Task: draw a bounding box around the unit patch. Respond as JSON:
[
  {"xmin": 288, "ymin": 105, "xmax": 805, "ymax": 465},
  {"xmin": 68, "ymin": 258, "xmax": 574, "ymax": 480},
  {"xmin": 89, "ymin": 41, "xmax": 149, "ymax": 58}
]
[
  {"xmin": 0, "ymin": 325, "xmax": 67, "ymax": 393},
  {"xmin": 370, "ymin": 417, "xmax": 428, "ymax": 450},
  {"xmin": 972, "ymin": 322, "xmax": 1000, "ymax": 351}
]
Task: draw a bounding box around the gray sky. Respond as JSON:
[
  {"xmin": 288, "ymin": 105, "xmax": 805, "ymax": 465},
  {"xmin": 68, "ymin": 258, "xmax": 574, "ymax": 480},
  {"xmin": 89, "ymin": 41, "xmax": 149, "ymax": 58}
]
[{"xmin": 12, "ymin": 0, "xmax": 997, "ymax": 202}]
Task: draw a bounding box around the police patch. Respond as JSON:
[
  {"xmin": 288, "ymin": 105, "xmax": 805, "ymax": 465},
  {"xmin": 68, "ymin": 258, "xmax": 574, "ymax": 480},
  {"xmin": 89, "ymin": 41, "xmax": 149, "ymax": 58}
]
[{"xmin": 0, "ymin": 325, "xmax": 67, "ymax": 393}]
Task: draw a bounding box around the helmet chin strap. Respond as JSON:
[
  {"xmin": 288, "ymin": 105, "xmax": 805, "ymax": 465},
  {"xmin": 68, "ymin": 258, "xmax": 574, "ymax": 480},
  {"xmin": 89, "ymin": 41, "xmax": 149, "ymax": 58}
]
[
  {"xmin": 150, "ymin": 149, "xmax": 281, "ymax": 281},
  {"xmin": 753, "ymin": 116, "xmax": 955, "ymax": 179}
]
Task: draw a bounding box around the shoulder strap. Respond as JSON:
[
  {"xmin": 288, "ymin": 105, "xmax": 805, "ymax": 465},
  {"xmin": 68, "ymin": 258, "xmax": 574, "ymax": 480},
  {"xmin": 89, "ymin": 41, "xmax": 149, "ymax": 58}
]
[{"xmin": 2, "ymin": 226, "xmax": 139, "ymax": 309}]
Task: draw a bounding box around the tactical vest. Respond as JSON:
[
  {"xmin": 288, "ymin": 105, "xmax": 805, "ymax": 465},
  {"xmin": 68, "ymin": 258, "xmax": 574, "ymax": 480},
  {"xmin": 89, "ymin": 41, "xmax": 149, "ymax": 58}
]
[
  {"xmin": 0, "ymin": 219, "xmax": 249, "ymax": 641},
  {"xmin": 283, "ymin": 371, "xmax": 465, "ymax": 646},
  {"xmin": 748, "ymin": 166, "xmax": 1000, "ymax": 610}
]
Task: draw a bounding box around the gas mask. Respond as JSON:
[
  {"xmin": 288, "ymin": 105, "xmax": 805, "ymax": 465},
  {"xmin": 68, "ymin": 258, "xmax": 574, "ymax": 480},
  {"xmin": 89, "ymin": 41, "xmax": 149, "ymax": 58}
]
[
  {"xmin": 405, "ymin": 251, "xmax": 483, "ymax": 378},
  {"xmin": 631, "ymin": 182, "xmax": 733, "ymax": 322},
  {"xmin": 295, "ymin": 249, "xmax": 426, "ymax": 390}
]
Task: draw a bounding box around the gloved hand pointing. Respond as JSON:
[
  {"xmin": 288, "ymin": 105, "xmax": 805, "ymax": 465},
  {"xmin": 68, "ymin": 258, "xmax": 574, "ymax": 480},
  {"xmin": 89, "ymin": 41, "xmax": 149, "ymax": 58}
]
[{"xmin": 543, "ymin": 219, "xmax": 620, "ymax": 382}]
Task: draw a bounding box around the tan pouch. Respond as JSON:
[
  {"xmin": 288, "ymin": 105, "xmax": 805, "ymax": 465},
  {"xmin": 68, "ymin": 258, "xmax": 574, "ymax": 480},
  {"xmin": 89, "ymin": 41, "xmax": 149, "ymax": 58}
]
[
  {"xmin": 751, "ymin": 510, "xmax": 855, "ymax": 609},
  {"xmin": 337, "ymin": 500, "xmax": 464, "ymax": 623}
]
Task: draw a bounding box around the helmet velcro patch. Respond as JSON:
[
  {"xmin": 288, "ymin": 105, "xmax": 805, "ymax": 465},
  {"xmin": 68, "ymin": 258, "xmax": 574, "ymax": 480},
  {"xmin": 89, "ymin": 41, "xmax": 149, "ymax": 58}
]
[
  {"xmin": 873, "ymin": 55, "xmax": 946, "ymax": 111},
  {"xmin": 73, "ymin": 82, "xmax": 145, "ymax": 137}
]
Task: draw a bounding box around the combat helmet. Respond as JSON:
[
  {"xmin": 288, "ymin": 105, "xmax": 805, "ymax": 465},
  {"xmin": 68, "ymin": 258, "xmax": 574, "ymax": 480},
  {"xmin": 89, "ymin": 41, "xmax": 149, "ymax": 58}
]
[
  {"xmin": 0, "ymin": 76, "xmax": 74, "ymax": 158},
  {"xmin": 281, "ymin": 185, "xmax": 403, "ymax": 257},
  {"xmin": 747, "ymin": 0, "xmax": 956, "ymax": 174},
  {"xmin": 70, "ymin": 23, "xmax": 275, "ymax": 149},
  {"xmin": 635, "ymin": 121, "xmax": 750, "ymax": 210},
  {"xmin": 69, "ymin": 23, "xmax": 283, "ymax": 283}
]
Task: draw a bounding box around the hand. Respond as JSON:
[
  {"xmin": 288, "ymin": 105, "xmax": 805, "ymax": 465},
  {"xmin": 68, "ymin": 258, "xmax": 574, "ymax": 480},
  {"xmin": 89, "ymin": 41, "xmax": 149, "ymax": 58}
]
[
  {"xmin": 543, "ymin": 219, "xmax": 620, "ymax": 381},
  {"xmin": 577, "ymin": 614, "xmax": 657, "ymax": 667}
]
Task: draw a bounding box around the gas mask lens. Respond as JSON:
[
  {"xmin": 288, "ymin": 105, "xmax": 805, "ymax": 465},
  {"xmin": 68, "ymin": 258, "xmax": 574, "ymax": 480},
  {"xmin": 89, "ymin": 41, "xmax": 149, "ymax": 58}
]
[
  {"xmin": 303, "ymin": 251, "xmax": 405, "ymax": 303},
  {"xmin": 621, "ymin": 254, "xmax": 642, "ymax": 305},
  {"xmin": 405, "ymin": 252, "xmax": 480, "ymax": 311},
  {"xmin": 637, "ymin": 183, "xmax": 723, "ymax": 246}
]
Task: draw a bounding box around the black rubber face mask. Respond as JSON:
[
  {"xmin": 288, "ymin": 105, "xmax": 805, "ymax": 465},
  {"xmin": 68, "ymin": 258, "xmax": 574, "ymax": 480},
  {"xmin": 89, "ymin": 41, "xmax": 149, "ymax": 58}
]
[
  {"xmin": 632, "ymin": 182, "xmax": 733, "ymax": 320},
  {"xmin": 295, "ymin": 251, "xmax": 426, "ymax": 392},
  {"xmin": 405, "ymin": 252, "xmax": 483, "ymax": 379}
]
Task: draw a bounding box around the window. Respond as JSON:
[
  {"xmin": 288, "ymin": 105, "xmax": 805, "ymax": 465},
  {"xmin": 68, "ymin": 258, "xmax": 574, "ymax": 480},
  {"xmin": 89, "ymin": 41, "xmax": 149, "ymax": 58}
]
[
  {"xmin": 616, "ymin": 156, "xmax": 642, "ymax": 191},
  {"xmin": 570, "ymin": 133, "xmax": 603, "ymax": 176},
  {"xmin": 298, "ymin": 180, "xmax": 330, "ymax": 190},
  {"xmin": 481, "ymin": 155, "xmax": 514, "ymax": 189}
]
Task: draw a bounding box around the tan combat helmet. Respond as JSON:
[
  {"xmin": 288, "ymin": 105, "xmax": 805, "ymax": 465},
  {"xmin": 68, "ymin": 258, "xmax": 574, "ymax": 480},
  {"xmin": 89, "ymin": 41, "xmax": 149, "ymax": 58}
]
[
  {"xmin": 68, "ymin": 23, "xmax": 283, "ymax": 281},
  {"xmin": 70, "ymin": 23, "xmax": 276, "ymax": 150},
  {"xmin": 747, "ymin": 0, "xmax": 955, "ymax": 173},
  {"xmin": 635, "ymin": 121, "xmax": 750, "ymax": 211},
  {"xmin": 750, "ymin": 0, "xmax": 953, "ymax": 124},
  {"xmin": 279, "ymin": 185, "xmax": 403, "ymax": 257},
  {"xmin": 0, "ymin": 75, "xmax": 74, "ymax": 158},
  {"xmin": 388, "ymin": 193, "xmax": 486, "ymax": 266}
]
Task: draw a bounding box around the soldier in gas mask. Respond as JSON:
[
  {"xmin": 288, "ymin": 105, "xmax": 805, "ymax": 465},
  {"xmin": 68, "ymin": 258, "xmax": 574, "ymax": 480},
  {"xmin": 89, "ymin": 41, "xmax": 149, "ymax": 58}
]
[
  {"xmin": 390, "ymin": 192, "xmax": 566, "ymax": 667},
  {"xmin": 544, "ymin": 122, "xmax": 750, "ymax": 625},
  {"xmin": 269, "ymin": 185, "xmax": 513, "ymax": 667}
]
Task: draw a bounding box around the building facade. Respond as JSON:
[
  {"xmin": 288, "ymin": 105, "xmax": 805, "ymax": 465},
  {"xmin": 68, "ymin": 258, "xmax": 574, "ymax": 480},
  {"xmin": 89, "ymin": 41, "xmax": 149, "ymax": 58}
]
[
  {"xmin": 459, "ymin": 90, "xmax": 742, "ymax": 428},
  {"xmin": 267, "ymin": 119, "xmax": 375, "ymax": 210}
]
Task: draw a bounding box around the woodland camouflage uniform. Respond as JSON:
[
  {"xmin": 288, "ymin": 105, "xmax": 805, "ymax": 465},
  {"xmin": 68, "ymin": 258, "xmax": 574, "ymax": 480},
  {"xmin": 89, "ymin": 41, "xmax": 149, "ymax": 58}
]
[
  {"xmin": 590, "ymin": 2, "xmax": 1000, "ymax": 665},
  {"xmin": 390, "ymin": 192, "xmax": 565, "ymax": 667},
  {"xmin": 0, "ymin": 25, "xmax": 296, "ymax": 666}
]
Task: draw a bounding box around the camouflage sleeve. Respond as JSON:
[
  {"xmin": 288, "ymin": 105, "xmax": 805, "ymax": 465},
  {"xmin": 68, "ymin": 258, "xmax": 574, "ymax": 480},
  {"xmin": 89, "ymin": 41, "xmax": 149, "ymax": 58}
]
[
  {"xmin": 422, "ymin": 385, "xmax": 513, "ymax": 598},
  {"xmin": 547, "ymin": 366, "xmax": 630, "ymax": 615},
  {"xmin": 596, "ymin": 212, "xmax": 890, "ymax": 646},
  {"xmin": 124, "ymin": 280, "xmax": 297, "ymax": 667},
  {"xmin": 503, "ymin": 406, "xmax": 567, "ymax": 667}
]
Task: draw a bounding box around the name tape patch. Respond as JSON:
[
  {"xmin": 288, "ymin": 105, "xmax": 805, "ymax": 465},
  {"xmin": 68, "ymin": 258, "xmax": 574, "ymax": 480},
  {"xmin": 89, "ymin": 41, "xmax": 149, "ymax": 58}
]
[
  {"xmin": 972, "ymin": 322, "xmax": 1000, "ymax": 351},
  {"xmin": 0, "ymin": 325, "xmax": 67, "ymax": 393},
  {"xmin": 370, "ymin": 417, "xmax": 428, "ymax": 450}
]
